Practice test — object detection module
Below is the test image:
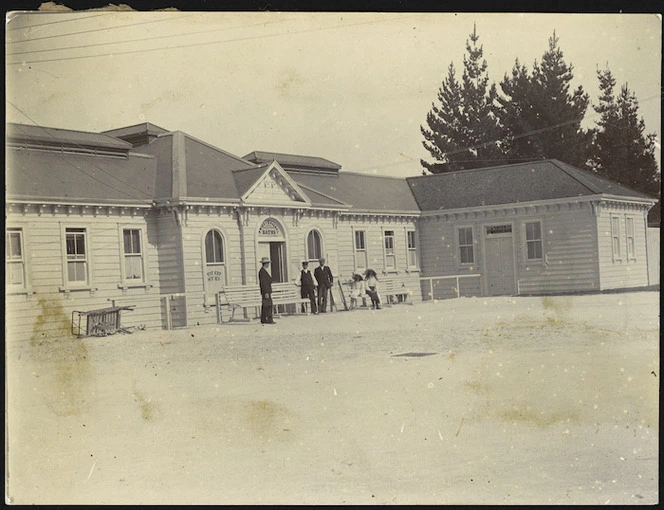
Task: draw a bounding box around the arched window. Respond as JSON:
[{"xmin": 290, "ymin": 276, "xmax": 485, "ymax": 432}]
[
  {"xmin": 307, "ymin": 230, "xmax": 323, "ymax": 262},
  {"xmin": 205, "ymin": 230, "xmax": 224, "ymax": 264},
  {"xmin": 204, "ymin": 229, "xmax": 226, "ymax": 290}
]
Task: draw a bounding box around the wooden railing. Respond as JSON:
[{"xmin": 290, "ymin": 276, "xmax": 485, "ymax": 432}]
[{"xmin": 419, "ymin": 274, "xmax": 481, "ymax": 300}]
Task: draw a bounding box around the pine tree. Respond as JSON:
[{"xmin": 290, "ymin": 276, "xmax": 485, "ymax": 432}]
[
  {"xmin": 421, "ymin": 24, "xmax": 503, "ymax": 173},
  {"xmin": 497, "ymin": 31, "xmax": 592, "ymax": 168},
  {"xmin": 590, "ymin": 68, "xmax": 661, "ymax": 223}
]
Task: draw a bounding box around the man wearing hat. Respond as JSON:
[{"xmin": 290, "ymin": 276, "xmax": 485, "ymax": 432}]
[
  {"xmin": 299, "ymin": 260, "xmax": 317, "ymax": 315},
  {"xmin": 258, "ymin": 256, "xmax": 275, "ymax": 324},
  {"xmin": 314, "ymin": 257, "xmax": 334, "ymax": 313}
]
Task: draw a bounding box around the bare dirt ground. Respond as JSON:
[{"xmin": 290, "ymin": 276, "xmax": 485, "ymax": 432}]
[{"xmin": 5, "ymin": 291, "xmax": 659, "ymax": 505}]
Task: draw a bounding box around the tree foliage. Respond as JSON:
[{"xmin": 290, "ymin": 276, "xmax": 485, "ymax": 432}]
[
  {"xmin": 420, "ymin": 25, "xmax": 503, "ymax": 173},
  {"xmin": 496, "ymin": 31, "xmax": 592, "ymax": 168},
  {"xmin": 590, "ymin": 68, "xmax": 661, "ymax": 223}
]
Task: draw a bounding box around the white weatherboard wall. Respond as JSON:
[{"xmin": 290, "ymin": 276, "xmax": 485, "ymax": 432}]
[
  {"xmin": 6, "ymin": 207, "xmax": 163, "ymax": 344},
  {"xmin": 515, "ymin": 202, "xmax": 599, "ymax": 294},
  {"xmin": 647, "ymin": 227, "xmax": 660, "ymax": 287},
  {"xmin": 416, "ymin": 201, "xmax": 602, "ymax": 298},
  {"xmin": 596, "ymin": 203, "xmax": 650, "ymax": 291}
]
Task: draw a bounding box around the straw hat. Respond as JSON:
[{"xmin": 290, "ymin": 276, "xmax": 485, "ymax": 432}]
[{"xmin": 260, "ymin": 257, "xmax": 271, "ymax": 264}]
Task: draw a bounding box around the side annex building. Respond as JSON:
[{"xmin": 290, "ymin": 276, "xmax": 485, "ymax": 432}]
[{"xmin": 5, "ymin": 122, "xmax": 658, "ymax": 342}]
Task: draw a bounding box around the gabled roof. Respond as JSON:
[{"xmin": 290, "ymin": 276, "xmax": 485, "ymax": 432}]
[
  {"xmin": 7, "ymin": 122, "xmax": 132, "ymax": 151},
  {"xmin": 234, "ymin": 161, "xmax": 311, "ymax": 205},
  {"xmin": 131, "ymin": 131, "xmax": 257, "ymax": 201},
  {"xmin": 243, "ymin": 150, "xmax": 341, "ymax": 172},
  {"xmin": 406, "ymin": 159, "xmax": 655, "ymax": 211}
]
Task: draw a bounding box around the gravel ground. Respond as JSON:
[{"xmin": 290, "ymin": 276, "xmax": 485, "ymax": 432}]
[{"xmin": 5, "ymin": 291, "xmax": 659, "ymax": 505}]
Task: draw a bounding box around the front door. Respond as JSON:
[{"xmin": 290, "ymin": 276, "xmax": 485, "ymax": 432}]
[
  {"xmin": 257, "ymin": 241, "xmax": 287, "ymax": 283},
  {"xmin": 484, "ymin": 225, "xmax": 516, "ymax": 296},
  {"xmin": 269, "ymin": 242, "xmax": 286, "ymax": 283}
]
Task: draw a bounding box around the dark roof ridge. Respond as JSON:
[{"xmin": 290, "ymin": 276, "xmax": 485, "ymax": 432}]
[
  {"xmin": 244, "ymin": 150, "xmax": 342, "ymax": 168},
  {"xmin": 550, "ymin": 159, "xmax": 654, "ymax": 199},
  {"xmin": 8, "ymin": 122, "xmax": 131, "ymax": 143},
  {"xmin": 102, "ymin": 121, "xmax": 170, "ymax": 133},
  {"xmin": 301, "ymin": 169, "xmax": 412, "ymax": 181},
  {"xmin": 232, "ymin": 162, "xmax": 270, "ymax": 174},
  {"xmin": 157, "ymin": 131, "xmax": 260, "ymax": 168},
  {"xmin": 405, "ymin": 159, "xmax": 553, "ymax": 180}
]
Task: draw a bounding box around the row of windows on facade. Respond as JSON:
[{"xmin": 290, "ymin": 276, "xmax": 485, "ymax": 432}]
[
  {"xmin": 456, "ymin": 222, "xmax": 544, "ymax": 265},
  {"xmin": 5, "ymin": 226, "xmax": 419, "ymax": 288}
]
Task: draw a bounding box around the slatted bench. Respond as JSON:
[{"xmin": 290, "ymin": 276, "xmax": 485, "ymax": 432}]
[
  {"xmin": 271, "ymin": 282, "xmax": 312, "ymax": 314},
  {"xmin": 217, "ymin": 285, "xmax": 262, "ymax": 321},
  {"xmin": 379, "ymin": 275, "xmax": 415, "ymax": 305},
  {"xmin": 217, "ymin": 282, "xmax": 312, "ymax": 321}
]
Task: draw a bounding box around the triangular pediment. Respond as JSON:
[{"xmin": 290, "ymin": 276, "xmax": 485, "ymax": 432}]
[{"xmin": 240, "ymin": 161, "xmax": 311, "ymax": 206}]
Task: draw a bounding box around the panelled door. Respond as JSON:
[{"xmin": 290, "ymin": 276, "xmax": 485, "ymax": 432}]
[{"xmin": 483, "ymin": 224, "xmax": 516, "ymax": 296}]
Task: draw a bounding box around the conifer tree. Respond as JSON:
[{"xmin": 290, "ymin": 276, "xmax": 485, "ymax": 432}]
[
  {"xmin": 421, "ymin": 25, "xmax": 503, "ymax": 173},
  {"xmin": 590, "ymin": 68, "xmax": 661, "ymax": 223},
  {"xmin": 497, "ymin": 31, "xmax": 592, "ymax": 168}
]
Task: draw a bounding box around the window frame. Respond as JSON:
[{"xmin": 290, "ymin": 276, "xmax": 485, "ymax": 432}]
[
  {"xmin": 382, "ymin": 228, "xmax": 397, "ymax": 272},
  {"xmin": 406, "ymin": 228, "xmax": 419, "ymax": 270},
  {"xmin": 306, "ymin": 228, "xmax": 324, "ymax": 264},
  {"xmin": 352, "ymin": 228, "xmax": 368, "ymax": 271},
  {"xmin": 625, "ymin": 215, "xmax": 636, "ymax": 261},
  {"xmin": 456, "ymin": 225, "xmax": 475, "ymax": 266},
  {"xmin": 119, "ymin": 226, "xmax": 148, "ymax": 286},
  {"xmin": 610, "ymin": 215, "xmax": 622, "ymax": 261},
  {"xmin": 203, "ymin": 228, "xmax": 228, "ymax": 290},
  {"xmin": 524, "ymin": 220, "xmax": 544, "ymax": 262},
  {"xmin": 60, "ymin": 225, "xmax": 92, "ymax": 290},
  {"xmin": 6, "ymin": 227, "xmax": 26, "ymax": 290}
]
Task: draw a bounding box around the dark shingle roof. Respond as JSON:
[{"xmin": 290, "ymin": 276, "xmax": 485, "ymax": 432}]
[
  {"xmin": 7, "ymin": 122, "xmax": 132, "ymax": 151},
  {"xmin": 6, "ymin": 146, "xmax": 157, "ymax": 204},
  {"xmin": 290, "ymin": 171, "xmax": 420, "ymax": 213},
  {"xmin": 406, "ymin": 159, "xmax": 654, "ymax": 211}
]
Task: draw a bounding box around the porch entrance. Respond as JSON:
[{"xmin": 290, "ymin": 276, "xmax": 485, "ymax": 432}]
[
  {"xmin": 257, "ymin": 241, "xmax": 287, "ymax": 283},
  {"xmin": 483, "ymin": 224, "xmax": 516, "ymax": 296},
  {"xmin": 256, "ymin": 218, "xmax": 288, "ymax": 283}
]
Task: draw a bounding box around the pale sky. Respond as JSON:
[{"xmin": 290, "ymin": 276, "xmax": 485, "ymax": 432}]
[{"xmin": 6, "ymin": 11, "xmax": 662, "ymax": 177}]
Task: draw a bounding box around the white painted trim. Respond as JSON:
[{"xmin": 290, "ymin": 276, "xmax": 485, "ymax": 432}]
[
  {"xmin": 521, "ymin": 219, "xmax": 545, "ymax": 265},
  {"xmin": 5, "ymin": 226, "xmax": 29, "ymax": 292},
  {"xmin": 117, "ymin": 224, "xmax": 149, "ymax": 286},
  {"xmin": 253, "ymin": 215, "xmax": 290, "ymax": 282},
  {"xmin": 351, "ymin": 226, "xmax": 368, "ymax": 272},
  {"xmin": 241, "ymin": 161, "xmax": 312, "ymax": 207},
  {"xmin": 381, "ymin": 226, "xmax": 397, "ymax": 273},
  {"xmin": 304, "ymin": 227, "xmax": 325, "ymax": 263},
  {"xmin": 480, "ymin": 220, "xmax": 517, "ymax": 296},
  {"xmin": 405, "ymin": 227, "xmax": 419, "ymax": 270},
  {"xmin": 201, "ymin": 225, "xmax": 229, "ymax": 294},
  {"xmin": 59, "ymin": 222, "xmax": 93, "ymax": 290},
  {"xmin": 455, "ymin": 224, "xmax": 476, "ymax": 268}
]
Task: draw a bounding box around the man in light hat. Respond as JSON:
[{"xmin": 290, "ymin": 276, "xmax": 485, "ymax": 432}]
[
  {"xmin": 258, "ymin": 256, "xmax": 275, "ymax": 324},
  {"xmin": 314, "ymin": 257, "xmax": 333, "ymax": 313},
  {"xmin": 299, "ymin": 260, "xmax": 317, "ymax": 314}
]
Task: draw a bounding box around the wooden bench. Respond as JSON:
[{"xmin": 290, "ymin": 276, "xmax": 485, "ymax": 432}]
[
  {"xmin": 338, "ymin": 275, "xmax": 414, "ymax": 309},
  {"xmin": 217, "ymin": 282, "xmax": 312, "ymax": 321},
  {"xmin": 379, "ymin": 275, "xmax": 415, "ymax": 305},
  {"xmin": 217, "ymin": 285, "xmax": 262, "ymax": 321},
  {"xmin": 271, "ymin": 282, "xmax": 312, "ymax": 314}
]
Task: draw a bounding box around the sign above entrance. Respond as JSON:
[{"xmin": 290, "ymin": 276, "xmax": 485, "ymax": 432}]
[
  {"xmin": 258, "ymin": 218, "xmax": 284, "ymax": 238},
  {"xmin": 485, "ymin": 225, "xmax": 512, "ymax": 235}
]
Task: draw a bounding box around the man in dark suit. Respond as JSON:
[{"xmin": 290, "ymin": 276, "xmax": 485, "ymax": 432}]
[
  {"xmin": 300, "ymin": 260, "xmax": 318, "ymax": 314},
  {"xmin": 314, "ymin": 257, "xmax": 333, "ymax": 313},
  {"xmin": 258, "ymin": 256, "xmax": 275, "ymax": 324}
]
